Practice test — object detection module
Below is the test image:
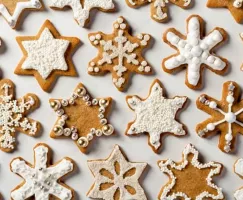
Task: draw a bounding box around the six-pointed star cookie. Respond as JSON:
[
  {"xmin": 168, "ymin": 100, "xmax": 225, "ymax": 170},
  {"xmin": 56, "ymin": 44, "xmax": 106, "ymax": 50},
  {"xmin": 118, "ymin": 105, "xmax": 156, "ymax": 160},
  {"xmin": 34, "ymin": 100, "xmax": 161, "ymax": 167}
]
[
  {"xmin": 196, "ymin": 81, "xmax": 243, "ymax": 153},
  {"xmin": 50, "ymin": 82, "xmax": 114, "ymax": 153},
  {"xmin": 15, "ymin": 20, "xmax": 80, "ymax": 92},
  {"xmin": 234, "ymin": 158, "xmax": 243, "ymax": 200},
  {"xmin": 158, "ymin": 144, "xmax": 224, "ymax": 199},
  {"xmin": 0, "ymin": 79, "xmax": 40, "ymax": 152},
  {"xmin": 87, "ymin": 145, "xmax": 147, "ymax": 200},
  {"xmin": 88, "ymin": 16, "xmax": 152, "ymax": 91},
  {"xmin": 162, "ymin": 15, "xmax": 228, "ymax": 90},
  {"xmin": 126, "ymin": 79, "xmax": 187, "ymax": 153},
  {"xmin": 10, "ymin": 143, "xmax": 75, "ymax": 200},
  {"xmin": 207, "ymin": 0, "xmax": 243, "ymax": 23},
  {"xmin": 49, "ymin": 0, "xmax": 115, "ymax": 27},
  {"xmin": 0, "ymin": 0, "xmax": 43, "ymax": 28}
]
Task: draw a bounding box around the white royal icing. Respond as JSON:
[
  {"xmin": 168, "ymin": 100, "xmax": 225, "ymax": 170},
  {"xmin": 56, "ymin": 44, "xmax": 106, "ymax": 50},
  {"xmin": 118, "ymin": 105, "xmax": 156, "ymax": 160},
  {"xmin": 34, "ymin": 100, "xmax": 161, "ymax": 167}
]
[
  {"xmin": 127, "ymin": 80, "xmax": 187, "ymax": 150},
  {"xmin": 21, "ymin": 28, "xmax": 70, "ymax": 80},
  {"xmin": 234, "ymin": 0, "xmax": 243, "ymax": 8},
  {"xmin": 11, "ymin": 144, "xmax": 74, "ymax": 200},
  {"xmin": 49, "ymin": 0, "xmax": 114, "ymax": 27},
  {"xmin": 87, "ymin": 145, "xmax": 147, "ymax": 200},
  {"xmin": 0, "ymin": 0, "xmax": 42, "ymax": 28},
  {"xmin": 234, "ymin": 159, "xmax": 243, "ymax": 200},
  {"xmin": 164, "ymin": 16, "xmax": 226, "ymax": 87},
  {"xmin": 158, "ymin": 144, "xmax": 224, "ymax": 200}
]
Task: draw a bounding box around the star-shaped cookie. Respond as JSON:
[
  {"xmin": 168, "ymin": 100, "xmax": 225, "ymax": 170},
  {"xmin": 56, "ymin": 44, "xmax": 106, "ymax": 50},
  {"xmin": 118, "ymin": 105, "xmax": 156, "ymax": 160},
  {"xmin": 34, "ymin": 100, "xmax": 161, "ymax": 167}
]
[
  {"xmin": 234, "ymin": 158, "xmax": 243, "ymax": 200},
  {"xmin": 207, "ymin": 0, "xmax": 243, "ymax": 23},
  {"xmin": 88, "ymin": 16, "xmax": 152, "ymax": 91},
  {"xmin": 50, "ymin": 82, "xmax": 114, "ymax": 153},
  {"xmin": 0, "ymin": 0, "xmax": 43, "ymax": 28},
  {"xmin": 87, "ymin": 145, "xmax": 147, "ymax": 200},
  {"xmin": 196, "ymin": 81, "xmax": 243, "ymax": 153},
  {"xmin": 126, "ymin": 79, "xmax": 188, "ymax": 153},
  {"xmin": 15, "ymin": 20, "xmax": 80, "ymax": 92},
  {"xmin": 158, "ymin": 144, "xmax": 224, "ymax": 199}
]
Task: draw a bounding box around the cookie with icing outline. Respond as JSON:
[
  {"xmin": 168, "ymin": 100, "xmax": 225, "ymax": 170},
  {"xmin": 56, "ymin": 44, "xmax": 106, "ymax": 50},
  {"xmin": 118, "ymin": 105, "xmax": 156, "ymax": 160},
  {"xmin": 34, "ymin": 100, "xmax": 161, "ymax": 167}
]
[
  {"xmin": 125, "ymin": 0, "xmax": 192, "ymax": 23},
  {"xmin": 10, "ymin": 143, "xmax": 75, "ymax": 200},
  {"xmin": 88, "ymin": 16, "xmax": 153, "ymax": 91},
  {"xmin": 162, "ymin": 14, "xmax": 228, "ymax": 90},
  {"xmin": 50, "ymin": 82, "xmax": 115, "ymax": 153},
  {"xmin": 126, "ymin": 79, "xmax": 188, "ymax": 153},
  {"xmin": 15, "ymin": 20, "xmax": 80, "ymax": 92},
  {"xmin": 158, "ymin": 143, "xmax": 224, "ymax": 199},
  {"xmin": 0, "ymin": 0, "xmax": 43, "ymax": 29},
  {"xmin": 49, "ymin": 0, "xmax": 115, "ymax": 27},
  {"xmin": 234, "ymin": 158, "xmax": 243, "ymax": 199},
  {"xmin": 87, "ymin": 145, "xmax": 148, "ymax": 200},
  {"xmin": 196, "ymin": 81, "xmax": 243, "ymax": 153}
]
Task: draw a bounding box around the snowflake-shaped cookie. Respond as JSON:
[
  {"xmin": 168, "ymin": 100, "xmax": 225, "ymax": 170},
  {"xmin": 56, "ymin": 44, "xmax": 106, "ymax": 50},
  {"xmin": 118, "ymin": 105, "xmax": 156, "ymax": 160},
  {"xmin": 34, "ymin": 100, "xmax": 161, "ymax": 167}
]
[
  {"xmin": 0, "ymin": 0, "xmax": 43, "ymax": 29},
  {"xmin": 158, "ymin": 144, "xmax": 224, "ymax": 199},
  {"xmin": 126, "ymin": 79, "xmax": 187, "ymax": 152},
  {"xmin": 50, "ymin": 82, "xmax": 114, "ymax": 153},
  {"xmin": 0, "ymin": 79, "xmax": 40, "ymax": 152},
  {"xmin": 15, "ymin": 20, "xmax": 80, "ymax": 92},
  {"xmin": 49, "ymin": 0, "xmax": 115, "ymax": 27},
  {"xmin": 10, "ymin": 143, "xmax": 75, "ymax": 200},
  {"xmin": 234, "ymin": 158, "xmax": 243, "ymax": 200},
  {"xmin": 87, "ymin": 145, "xmax": 147, "ymax": 200},
  {"xmin": 196, "ymin": 81, "xmax": 243, "ymax": 153},
  {"xmin": 126, "ymin": 0, "xmax": 192, "ymax": 23},
  {"xmin": 88, "ymin": 16, "xmax": 152, "ymax": 91},
  {"xmin": 162, "ymin": 15, "xmax": 228, "ymax": 90}
]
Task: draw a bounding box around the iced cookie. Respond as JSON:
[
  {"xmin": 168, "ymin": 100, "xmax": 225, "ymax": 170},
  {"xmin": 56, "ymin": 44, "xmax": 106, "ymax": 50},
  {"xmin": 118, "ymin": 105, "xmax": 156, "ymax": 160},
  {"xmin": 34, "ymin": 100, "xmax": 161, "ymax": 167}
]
[
  {"xmin": 10, "ymin": 143, "xmax": 75, "ymax": 200},
  {"xmin": 87, "ymin": 145, "xmax": 147, "ymax": 200},
  {"xmin": 15, "ymin": 20, "xmax": 80, "ymax": 92},
  {"xmin": 234, "ymin": 158, "xmax": 243, "ymax": 199},
  {"xmin": 196, "ymin": 81, "xmax": 243, "ymax": 153},
  {"xmin": 158, "ymin": 144, "xmax": 224, "ymax": 199},
  {"xmin": 88, "ymin": 16, "xmax": 152, "ymax": 91},
  {"xmin": 126, "ymin": 79, "xmax": 187, "ymax": 153},
  {"xmin": 162, "ymin": 15, "xmax": 228, "ymax": 90}
]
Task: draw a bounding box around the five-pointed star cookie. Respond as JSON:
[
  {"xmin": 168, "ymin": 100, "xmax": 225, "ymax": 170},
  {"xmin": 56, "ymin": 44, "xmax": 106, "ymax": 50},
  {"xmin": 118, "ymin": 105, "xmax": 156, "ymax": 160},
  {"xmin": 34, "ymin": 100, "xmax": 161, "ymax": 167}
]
[
  {"xmin": 87, "ymin": 145, "xmax": 147, "ymax": 200},
  {"xmin": 234, "ymin": 158, "xmax": 243, "ymax": 200},
  {"xmin": 207, "ymin": 0, "xmax": 243, "ymax": 23},
  {"xmin": 158, "ymin": 144, "xmax": 224, "ymax": 199},
  {"xmin": 196, "ymin": 81, "xmax": 243, "ymax": 153},
  {"xmin": 0, "ymin": 79, "xmax": 41, "ymax": 152},
  {"xmin": 162, "ymin": 15, "xmax": 228, "ymax": 90},
  {"xmin": 125, "ymin": 0, "xmax": 192, "ymax": 23},
  {"xmin": 49, "ymin": 0, "xmax": 115, "ymax": 27},
  {"xmin": 15, "ymin": 20, "xmax": 80, "ymax": 92},
  {"xmin": 50, "ymin": 82, "xmax": 115, "ymax": 153},
  {"xmin": 10, "ymin": 143, "xmax": 75, "ymax": 200},
  {"xmin": 126, "ymin": 79, "xmax": 188, "ymax": 153},
  {"xmin": 0, "ymin": 0, "xmax": 43, "ymax": 29},
  {"xmin": 88, "ymin": 16, "xmax": 153, "ymax": 91}
]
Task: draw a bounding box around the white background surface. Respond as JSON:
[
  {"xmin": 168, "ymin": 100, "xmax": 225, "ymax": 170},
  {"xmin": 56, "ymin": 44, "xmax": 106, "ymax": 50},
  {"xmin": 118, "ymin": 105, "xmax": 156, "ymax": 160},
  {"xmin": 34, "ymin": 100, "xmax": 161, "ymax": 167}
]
[{"xmin": 0, "ymin": 0, "xmax": 243, "ymax": 199}]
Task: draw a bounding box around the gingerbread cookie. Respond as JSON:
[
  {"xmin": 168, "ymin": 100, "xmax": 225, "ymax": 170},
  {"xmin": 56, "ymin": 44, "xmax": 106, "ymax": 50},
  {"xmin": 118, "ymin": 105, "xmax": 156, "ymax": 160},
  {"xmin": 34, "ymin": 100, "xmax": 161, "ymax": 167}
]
[
  {"xmin": 87, "ymin": 145, "xmax": 147, "ymax": 200},
  {"xmin": 158, "ymin": 144, "xmax": 224, "ymax": 199},
  {"xmin": 50, "ymin": 82, "xmax": 114, "ymax": 153},
  {"xmin": 126, "ymin": 79, "xmax": 187, "ymax": 153},
  {"xmin": 10, "ymin": 143, "xmax": 75, "ymax": 200},
  {"xmin": 0, "ymin": 0, "xmax": 43, "ymax": 29},
  {"xmin": 126, "ymin": 0, "xmax": 192, "ymax": 23},
  {"xmin": 196, "ymin": 81, "xmax": 243, "ymax": 153},
  {"xmin": 162, "ymin": 15, "xmax": 228, "ymax": 90},
  {"xmin": 15, "ymin": 20, "xmax": 80, "ymax": 92},
  {"xmin": 0, "ymin": 79, "xmax": 40, "ymax": 152},
  {"xmin": 49, "ymin": 0, "xmax": 115, "ymax": 27},
  {"xmin": 88, "ymin": 16, "xmax": 152, "ymax": 91},
  {"xmin": 234, "ymin": 158, "xmax": 243, "ymax": 199},
  {"xmin": 207, "ymin": 0, "xmax": 243, "ymax": 23}
]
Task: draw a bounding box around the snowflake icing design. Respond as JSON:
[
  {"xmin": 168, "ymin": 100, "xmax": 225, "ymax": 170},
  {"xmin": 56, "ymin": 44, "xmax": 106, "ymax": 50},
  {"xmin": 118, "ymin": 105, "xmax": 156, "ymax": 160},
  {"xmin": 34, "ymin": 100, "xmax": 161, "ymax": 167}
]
[
  {"xmin": 88, "ymin": 17, "xmax": 152, "ymax": 91},
  {"xmin": 87, "ymin": 145, "xmax": 147, "ymax": 200},
  {"xmin": 0, "ymin": 79, "xmax": 40, "ymax": 152},
  {"xmin": 234, "ymin": 158, "xmax": 243, "ymax": 200},
  {"xmin": 49, "ymin": 0, "xmax": 115, "ymax": 27},
  {"xmin": 11, "ymin": 144, "xmax": 75, "ymax": 200},
  {"xmin": 196, "ymin": 81, "xmax": 243, "ymax": 153},
  {"xmin": 126, "ymin": 79, "xmax": 187, "ymax": 152},
  {"xmin": 163, "ymin": 15, "xmax": 228, "ymax": 89}
]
